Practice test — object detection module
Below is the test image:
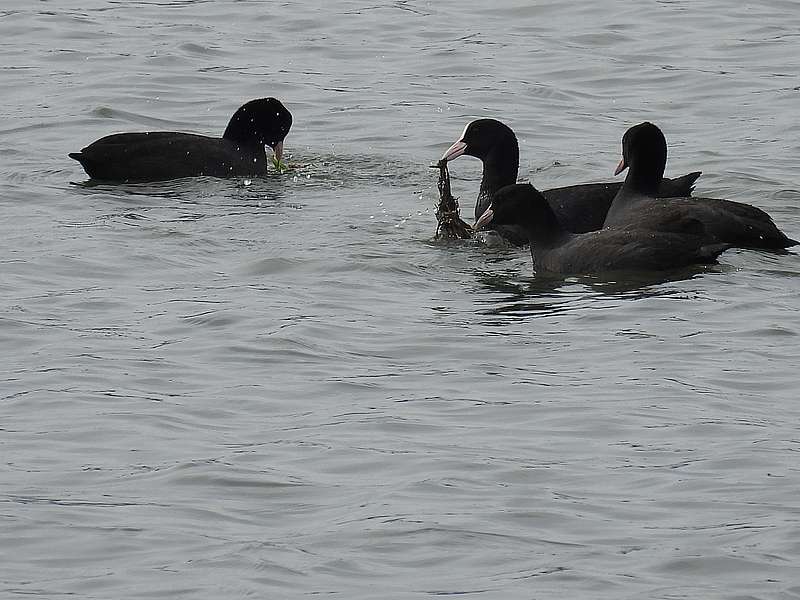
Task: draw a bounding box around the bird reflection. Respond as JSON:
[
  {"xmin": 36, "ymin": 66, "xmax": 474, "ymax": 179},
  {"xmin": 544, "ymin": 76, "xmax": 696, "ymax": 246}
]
[{"xmin": 475, "ymin": 264, "xmax": 724, "ymax": 322}]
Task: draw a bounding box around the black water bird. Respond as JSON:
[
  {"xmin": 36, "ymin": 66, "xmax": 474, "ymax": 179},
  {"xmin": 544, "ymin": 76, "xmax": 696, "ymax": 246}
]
[
  {"xmin": 69, "ymin": 98, "xmax": 292, "ymax": 181},
  {"xmin": 475, "ymin": 183, "xmax": 729, "ymax": 274},
  {"xmin": 604, "ymin": 121, "xmax": 797, "ymax": 249},
  {"xmin": 440, "ymin": 118, "xmax": 701, "ymax": 242}
]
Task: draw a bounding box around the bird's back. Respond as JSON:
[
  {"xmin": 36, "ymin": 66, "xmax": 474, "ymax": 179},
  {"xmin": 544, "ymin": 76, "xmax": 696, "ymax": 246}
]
[
  {"xmin": 69, "ymin": 132, "xmax": 266, "ymax": 181},
  {"xmin": 533, "ymin": 226, "xmax": 726, "ymax": 274},
  {"xmin": 605, "ymin": 193, "xmax": 797, "ymax": 249}
]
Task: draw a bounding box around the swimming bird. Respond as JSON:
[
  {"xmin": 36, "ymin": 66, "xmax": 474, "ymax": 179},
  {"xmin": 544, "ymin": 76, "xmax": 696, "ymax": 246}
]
[
  {"xmin": 475, "ymin": 183, "xmax": 729, "ymax": 274},
  {"xmin": 69, "ymin": 98, "xmax": 292, "ymax": 181},
  {"xmin": 604, "ymin": 121, "xmax": 797, "ymax": 249},
  {"xmin": 440, "ymin": 118, "xmax": 701, "ymax": 239}
]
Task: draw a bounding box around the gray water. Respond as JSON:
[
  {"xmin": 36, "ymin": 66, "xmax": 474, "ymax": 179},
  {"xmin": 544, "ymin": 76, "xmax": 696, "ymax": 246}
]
[{"xmin": 2, "ymin": 1, "xmax": 800, "ymax": 598}]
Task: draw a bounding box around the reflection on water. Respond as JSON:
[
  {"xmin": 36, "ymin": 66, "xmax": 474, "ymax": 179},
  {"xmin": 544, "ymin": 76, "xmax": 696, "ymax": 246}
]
[{"xmin": 473, "ymin": 251, "xmax": 725, "ymax": 321}]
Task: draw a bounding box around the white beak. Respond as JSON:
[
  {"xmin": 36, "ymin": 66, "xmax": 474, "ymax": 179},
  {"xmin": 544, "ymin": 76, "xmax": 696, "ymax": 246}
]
[
  {"xmin": 440, "ymin": 139, "xmax": 467, "ymax": 162},
  {"xmin": 474, "ymin": 204, "xmax": 494, "ymax": 230},
  {"xmin": 272, "ymin": 140, "xmax": 284, "ymax": 163}
]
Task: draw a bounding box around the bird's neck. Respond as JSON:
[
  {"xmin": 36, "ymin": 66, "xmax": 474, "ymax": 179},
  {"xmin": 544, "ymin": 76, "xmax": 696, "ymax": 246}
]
[
  {"xmin": 621, "ymin": 158, "xmax": 664, "ymax": 196},
  {"xmin": 475, "ymin": 146, "xmax": 519, "ymax": 220},
  {"xmin": 528, "ymin": 206, "xmax": 568, "ymax": 248}
]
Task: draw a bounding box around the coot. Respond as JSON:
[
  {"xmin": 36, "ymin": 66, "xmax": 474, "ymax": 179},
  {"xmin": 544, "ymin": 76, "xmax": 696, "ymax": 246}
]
[
  {"xmin": 475, "ymin": 183, "xmax": 729, "ymax": 274},
  {"xmin": 440, "ymin": 118, "xmax": 701, "ymax": 237},
  {"xmin": 69, "ymin": 97, "xmax": 292, "ymax": 181},
  {"xmin": 605, "ymin": 121, "xmax": 797, "ymax": 249}
]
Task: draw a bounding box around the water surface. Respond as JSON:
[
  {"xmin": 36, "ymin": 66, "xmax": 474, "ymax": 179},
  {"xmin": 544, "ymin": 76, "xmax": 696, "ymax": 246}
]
[{"xmin": 2, "ymin": 1, "xmax": 800, "ymax": 598}]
